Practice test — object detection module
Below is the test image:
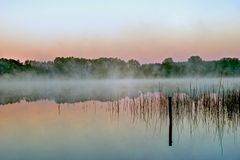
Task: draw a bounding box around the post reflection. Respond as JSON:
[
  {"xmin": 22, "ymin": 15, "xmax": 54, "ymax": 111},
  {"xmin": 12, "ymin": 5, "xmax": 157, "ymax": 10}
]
[{"xmin": 168, "ymin": 96, "xmax": 173, "ymax": 146}]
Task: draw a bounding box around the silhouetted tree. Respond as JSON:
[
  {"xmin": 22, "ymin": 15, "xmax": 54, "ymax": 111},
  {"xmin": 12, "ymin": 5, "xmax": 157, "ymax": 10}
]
[{"xmin": 0, "ymin": 56, "xmax": 239, "ymax": 78}]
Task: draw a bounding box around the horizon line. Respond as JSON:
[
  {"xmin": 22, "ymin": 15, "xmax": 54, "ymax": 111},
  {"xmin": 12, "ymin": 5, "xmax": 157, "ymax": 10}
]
[{"xmin": 1, "ymin": 55, "xmax": 239, "ymax": 64}]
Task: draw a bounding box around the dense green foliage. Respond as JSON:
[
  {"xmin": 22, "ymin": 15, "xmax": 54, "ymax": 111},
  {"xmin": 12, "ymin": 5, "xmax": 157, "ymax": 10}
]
[{"xmin": 0, "ymin": 56, "xmax": 239, "ymax": 78}]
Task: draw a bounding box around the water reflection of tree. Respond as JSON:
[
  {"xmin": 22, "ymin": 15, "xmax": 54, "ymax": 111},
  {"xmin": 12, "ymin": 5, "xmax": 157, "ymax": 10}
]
[{"xmin": 0, "ymin": 85, "xmax": 239, "ymax": 154}]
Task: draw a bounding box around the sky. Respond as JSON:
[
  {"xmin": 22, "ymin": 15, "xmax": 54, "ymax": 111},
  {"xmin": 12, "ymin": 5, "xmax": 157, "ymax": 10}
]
[{"xmin": 0, "ymin": 0, "xmax": 240, "ymax": 63}]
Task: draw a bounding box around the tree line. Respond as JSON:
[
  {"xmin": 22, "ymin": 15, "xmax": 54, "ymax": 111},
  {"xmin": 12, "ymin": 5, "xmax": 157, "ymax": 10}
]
[{"xmin": 0, "ymin": 56, "xmax": 239, "ymax": 78}]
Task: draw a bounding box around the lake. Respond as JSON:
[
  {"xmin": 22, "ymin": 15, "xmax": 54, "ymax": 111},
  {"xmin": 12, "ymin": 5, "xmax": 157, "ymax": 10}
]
[{"xmin": 0, "ymin": 78, "xmax": 239, "ymax": 160}]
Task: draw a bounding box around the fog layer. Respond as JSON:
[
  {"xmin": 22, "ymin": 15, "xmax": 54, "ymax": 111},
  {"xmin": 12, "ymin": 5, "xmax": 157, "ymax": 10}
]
[{"xmin": 0, "ymin": 78, "xmax": 239, "ymax": 105}]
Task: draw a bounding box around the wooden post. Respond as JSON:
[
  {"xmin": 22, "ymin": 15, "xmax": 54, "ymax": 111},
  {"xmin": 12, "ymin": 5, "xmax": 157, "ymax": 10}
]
[{"xmin": 168, "ymin": 96, "xmax": 173, "ymax": 146}]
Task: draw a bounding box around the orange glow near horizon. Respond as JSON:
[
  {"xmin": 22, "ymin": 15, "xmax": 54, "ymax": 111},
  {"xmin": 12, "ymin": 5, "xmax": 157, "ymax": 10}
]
[
  {"xmin": 0, "ymin": 27, "xmax": 239, "ymax": 63},
  {"xmin": 1, "ymin": 0, "xmax": 240, "ymax": 63}
]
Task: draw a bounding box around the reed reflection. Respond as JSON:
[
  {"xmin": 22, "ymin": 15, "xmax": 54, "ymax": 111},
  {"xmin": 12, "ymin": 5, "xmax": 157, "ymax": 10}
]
[
  {"xmin": 104, "ymin": 89, "xmax": 240, "ymax": 149},
  {"xmin": 0, "ymin": 87, "xmax": 239, "ymax": 154}
]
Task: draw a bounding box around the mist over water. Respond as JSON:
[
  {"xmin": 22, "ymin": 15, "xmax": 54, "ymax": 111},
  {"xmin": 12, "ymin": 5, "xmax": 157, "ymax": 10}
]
[
  {"xmin": 0, "ymin": 78, "xmax": 239, "ymax": 160},
  {"xmin": 0, "ymin": 77, "xmax": 239, "ymax": 104}
]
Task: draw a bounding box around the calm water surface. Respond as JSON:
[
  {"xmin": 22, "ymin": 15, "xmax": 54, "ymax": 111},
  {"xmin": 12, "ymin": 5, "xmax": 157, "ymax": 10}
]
[{"xmin": 0, "ymin": 78, "xmax": 239, "ymax": 160}]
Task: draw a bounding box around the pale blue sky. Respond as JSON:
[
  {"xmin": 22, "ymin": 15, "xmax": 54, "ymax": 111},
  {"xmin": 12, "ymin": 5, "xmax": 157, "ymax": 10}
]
[
  {"xmin": 1, "ymin": 0, "xmax": 240, "ymax": 37},
  {"xmin": 0, "ymin": 0, "xmax": 240, "ymax": 62}
]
